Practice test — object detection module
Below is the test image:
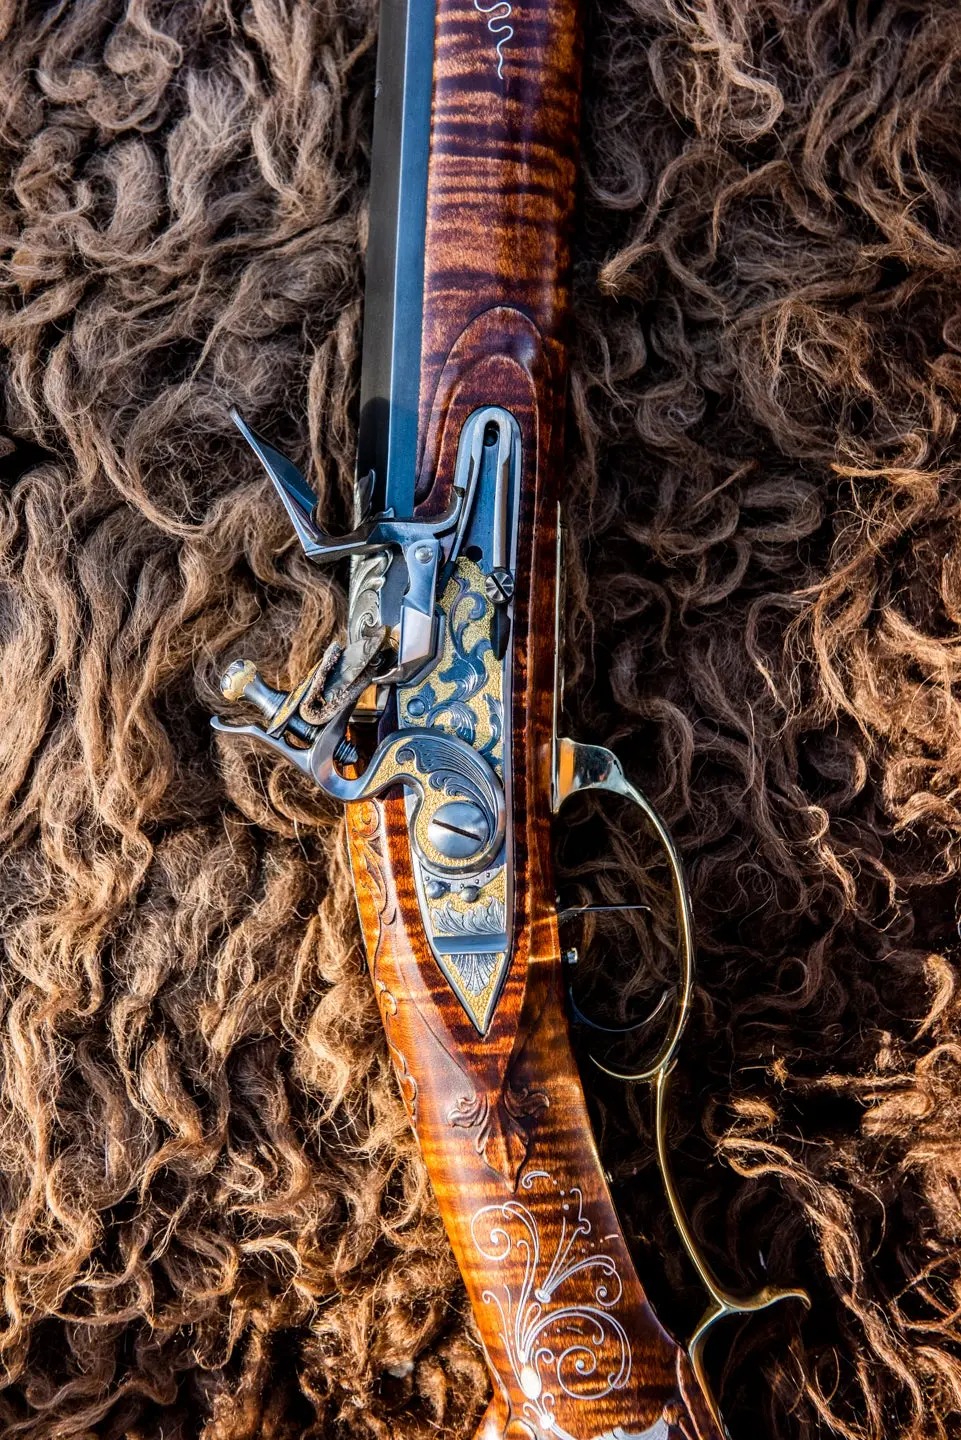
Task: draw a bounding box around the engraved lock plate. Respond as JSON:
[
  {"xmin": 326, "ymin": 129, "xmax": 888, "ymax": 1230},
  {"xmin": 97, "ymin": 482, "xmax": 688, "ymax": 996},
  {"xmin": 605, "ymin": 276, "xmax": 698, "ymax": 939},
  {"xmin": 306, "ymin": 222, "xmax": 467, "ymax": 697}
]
[
  {"xmin": 397, "ymin": 406, "xmax": 520, "ymax": 1032},
  {"xmin": 212, "ymin": 403, "xmax": 519, "ymax": 1034}
]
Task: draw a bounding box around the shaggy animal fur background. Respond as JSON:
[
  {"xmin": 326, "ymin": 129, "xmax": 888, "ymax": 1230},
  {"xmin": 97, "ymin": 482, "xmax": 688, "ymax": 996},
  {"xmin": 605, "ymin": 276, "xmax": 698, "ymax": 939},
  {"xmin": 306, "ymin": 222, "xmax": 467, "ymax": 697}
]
[{"xmin": 1, "ymin": 0, "xmax": 960, "ymax": 1436}]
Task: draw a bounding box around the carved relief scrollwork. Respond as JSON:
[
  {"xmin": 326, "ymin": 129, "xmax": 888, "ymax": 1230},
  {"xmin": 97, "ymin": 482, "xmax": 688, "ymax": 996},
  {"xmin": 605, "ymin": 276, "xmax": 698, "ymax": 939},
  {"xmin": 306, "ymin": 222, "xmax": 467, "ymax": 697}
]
[
  {"xmin": 376, "ymin": 979, "xmax": 418, "ymax": 1124},
  {"xmin": 352, "ymin": 803, "xmax": 418, "ymax": 1121},
  {"xmin": 448, "ymin": 1080, "xmax": 547, "ymax": 1187},
  {"xmin": 351, "ymin": 800, "xmax": 394, "ymax": 924}
]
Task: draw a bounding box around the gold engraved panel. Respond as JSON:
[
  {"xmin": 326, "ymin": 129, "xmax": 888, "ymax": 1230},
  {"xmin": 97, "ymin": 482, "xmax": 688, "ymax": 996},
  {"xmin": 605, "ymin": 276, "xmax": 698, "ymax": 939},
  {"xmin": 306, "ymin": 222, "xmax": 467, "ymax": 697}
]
[{"xmin": 398, "ymin": 556, "xmax": 511, "ymax": 1032}]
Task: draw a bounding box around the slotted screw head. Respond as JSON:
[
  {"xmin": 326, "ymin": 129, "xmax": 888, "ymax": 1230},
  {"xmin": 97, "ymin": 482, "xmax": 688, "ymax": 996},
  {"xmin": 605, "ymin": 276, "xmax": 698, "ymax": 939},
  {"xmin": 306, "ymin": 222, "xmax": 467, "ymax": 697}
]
[
  {"xmin": 427, "ymin": 800, "xmax": 488, "ymax": 861},
  {"xmin": 484, "ymin": 568, "xmax": 514, "ymax": 605}
]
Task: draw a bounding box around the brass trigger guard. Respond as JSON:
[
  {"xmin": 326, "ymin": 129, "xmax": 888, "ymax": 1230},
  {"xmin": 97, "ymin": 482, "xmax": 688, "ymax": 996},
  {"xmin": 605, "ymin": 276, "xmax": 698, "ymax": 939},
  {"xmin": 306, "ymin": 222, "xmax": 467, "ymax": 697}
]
[
  {"xmin": 552, "ymin": 737, "xmax": 693, "ymax": 1083},
  {"xmin": 552, "ymin": 736, "xmax": 808, "ymax": 1436},
  {"xmin": 654, "ymin": 1064, "xmax": 810, "ymax": 1429}
]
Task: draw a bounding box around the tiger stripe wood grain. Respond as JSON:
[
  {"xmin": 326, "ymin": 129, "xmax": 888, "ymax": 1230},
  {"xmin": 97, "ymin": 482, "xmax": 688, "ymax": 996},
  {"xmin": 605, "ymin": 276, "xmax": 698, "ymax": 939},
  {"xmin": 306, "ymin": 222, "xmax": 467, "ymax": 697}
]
[{"xmin": 346, "ymin": 1, "xmax": 725, "ymax": 1435}]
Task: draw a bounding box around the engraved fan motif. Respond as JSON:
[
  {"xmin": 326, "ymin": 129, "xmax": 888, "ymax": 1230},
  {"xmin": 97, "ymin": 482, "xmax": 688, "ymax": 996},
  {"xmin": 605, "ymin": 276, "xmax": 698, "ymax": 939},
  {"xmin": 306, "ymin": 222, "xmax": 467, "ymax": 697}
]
[{"xmin": 450, "ymin": 949, "xmax": 501, "ymax": 997}]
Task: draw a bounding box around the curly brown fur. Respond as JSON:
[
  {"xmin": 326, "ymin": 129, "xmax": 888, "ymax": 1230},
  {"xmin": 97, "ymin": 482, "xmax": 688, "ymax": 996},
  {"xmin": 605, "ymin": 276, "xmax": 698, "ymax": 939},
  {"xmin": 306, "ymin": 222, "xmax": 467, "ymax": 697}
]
[{"xmin": 1, "ymin": 0, "xmax": 960, "ymax": 1436}]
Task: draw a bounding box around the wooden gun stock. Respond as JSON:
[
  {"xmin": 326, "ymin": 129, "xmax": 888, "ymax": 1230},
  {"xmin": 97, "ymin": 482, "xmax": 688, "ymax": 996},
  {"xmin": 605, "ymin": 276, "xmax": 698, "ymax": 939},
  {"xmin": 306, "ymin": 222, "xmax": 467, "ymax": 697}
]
[
  {"xmin": 349, "ymin": 795, "xmax": 723, "ymax": 1440},
  {"xmin": 346, "ymin": 2, "xmax": 724, "ymax": 1435},
  {"xmin": 213, "ymin": 0, "xmax": 804, "ymax": 1430}
]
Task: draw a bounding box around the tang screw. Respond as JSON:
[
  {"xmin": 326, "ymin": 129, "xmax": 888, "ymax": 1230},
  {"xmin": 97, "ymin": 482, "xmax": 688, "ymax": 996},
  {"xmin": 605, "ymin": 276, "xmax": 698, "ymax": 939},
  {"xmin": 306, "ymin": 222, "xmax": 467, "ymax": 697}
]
[
  {"xmin": 414, "ymin": 544, "xmax": 433, "ymax": 564},
  {"xmin": 563, "ymin": 947, "xmax": 578, "ymax": 967}
]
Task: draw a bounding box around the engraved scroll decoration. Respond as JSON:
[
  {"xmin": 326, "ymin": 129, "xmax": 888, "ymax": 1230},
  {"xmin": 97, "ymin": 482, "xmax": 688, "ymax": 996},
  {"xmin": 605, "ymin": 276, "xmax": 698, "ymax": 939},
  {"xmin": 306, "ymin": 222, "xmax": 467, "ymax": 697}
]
[
  {"xmin": 399, "ymin": 556, "xmax": 510, "ymax": 1032},
  {"xmin": 470, "ymin": 1170, "xmax": 632, "ymax": 1439},
  {"xmin": 472, "ymin": 0, "xmax": 514, "ymax": 81}
]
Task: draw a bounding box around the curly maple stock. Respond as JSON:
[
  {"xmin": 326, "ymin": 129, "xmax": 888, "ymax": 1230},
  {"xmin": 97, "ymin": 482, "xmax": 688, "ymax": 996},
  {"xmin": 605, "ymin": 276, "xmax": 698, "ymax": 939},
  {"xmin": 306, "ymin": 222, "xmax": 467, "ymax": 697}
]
[{"xmin": 346, "ymin": 1, "xmax": 724, "ymax": 1436}]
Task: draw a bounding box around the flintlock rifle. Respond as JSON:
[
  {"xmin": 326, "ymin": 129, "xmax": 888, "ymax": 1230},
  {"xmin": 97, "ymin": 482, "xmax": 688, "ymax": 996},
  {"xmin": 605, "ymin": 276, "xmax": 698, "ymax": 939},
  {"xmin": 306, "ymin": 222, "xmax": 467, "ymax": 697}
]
[{"xmin": 211, "ymin": 0, "xmax": 807, "ymax": 1434}]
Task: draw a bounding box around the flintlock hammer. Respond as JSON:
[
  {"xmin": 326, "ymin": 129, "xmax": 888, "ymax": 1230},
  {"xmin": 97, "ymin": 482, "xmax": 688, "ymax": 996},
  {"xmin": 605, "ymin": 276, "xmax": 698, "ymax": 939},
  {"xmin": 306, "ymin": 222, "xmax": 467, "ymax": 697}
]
[{"xmin": 211, "ymin": 0, "xmax": 806, "ymax": 1434}]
